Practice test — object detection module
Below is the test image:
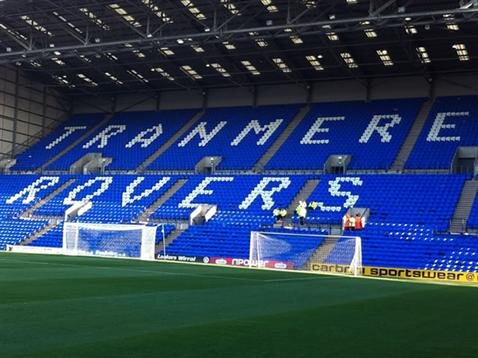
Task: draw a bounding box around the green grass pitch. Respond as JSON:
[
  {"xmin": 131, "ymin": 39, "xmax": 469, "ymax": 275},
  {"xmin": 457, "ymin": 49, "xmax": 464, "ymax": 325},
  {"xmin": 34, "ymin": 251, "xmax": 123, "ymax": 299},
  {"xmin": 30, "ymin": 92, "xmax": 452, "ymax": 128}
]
[{"xmin": 1, "ymin": 253, "xmax": 478, "ymax": 358}]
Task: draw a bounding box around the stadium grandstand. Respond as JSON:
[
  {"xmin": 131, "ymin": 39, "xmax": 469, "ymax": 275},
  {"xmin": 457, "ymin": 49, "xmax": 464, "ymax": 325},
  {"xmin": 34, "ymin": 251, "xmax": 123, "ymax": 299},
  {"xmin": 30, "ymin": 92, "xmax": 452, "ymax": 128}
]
[{"xmin": 1, "ymin": 0, "xmax": 478, "ymax": 357}]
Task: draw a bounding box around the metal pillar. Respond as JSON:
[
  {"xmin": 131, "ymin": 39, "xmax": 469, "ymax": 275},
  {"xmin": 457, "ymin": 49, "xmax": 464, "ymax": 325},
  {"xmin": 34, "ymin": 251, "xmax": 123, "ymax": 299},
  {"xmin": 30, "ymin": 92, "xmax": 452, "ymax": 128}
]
[
  {"xmin": 41, "ymin": 86, "xmax": 47, "ymax": 137},
  {"xmin": 252, "ymin": 85, "xmax": 258, "ymax": 107},
  {"xmin": 306, "ymin": 83, "xmax": 313, "ymax": 104},
  {"xmin": 156, "ymin": 93, "xmax": 161, "ymax": 111},
  {"xmin": 11, "ymin": 68, "xmax": 19, "ymax": 158},
  {"xmin": 202, "ymin": 90, "xmax": 208, "ymax": 110}
]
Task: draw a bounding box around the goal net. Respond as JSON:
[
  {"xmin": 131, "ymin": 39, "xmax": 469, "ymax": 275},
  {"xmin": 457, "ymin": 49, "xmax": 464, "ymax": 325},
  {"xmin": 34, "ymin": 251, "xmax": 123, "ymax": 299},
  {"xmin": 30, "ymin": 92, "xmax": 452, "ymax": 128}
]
[
  {"xmin": 63, "ymin": 222, "xmax": 157, "ymax": 261},
  {"xmin": 249, "ymin": 231, "xmax": 362, "ymax": 276}
]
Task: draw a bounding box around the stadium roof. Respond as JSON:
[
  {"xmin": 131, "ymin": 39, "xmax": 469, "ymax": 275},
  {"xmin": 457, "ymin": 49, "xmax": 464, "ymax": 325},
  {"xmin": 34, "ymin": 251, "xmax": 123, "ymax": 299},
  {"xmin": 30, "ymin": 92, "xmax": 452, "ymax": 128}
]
[{"xmin": 0, "ymin": 0, "xmax": 477, "ymax": 96}]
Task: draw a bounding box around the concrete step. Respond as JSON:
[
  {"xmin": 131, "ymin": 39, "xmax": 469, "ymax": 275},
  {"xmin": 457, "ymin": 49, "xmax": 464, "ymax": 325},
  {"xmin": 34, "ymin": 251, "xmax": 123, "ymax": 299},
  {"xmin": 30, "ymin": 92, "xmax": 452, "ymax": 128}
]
[
  {"xmin": 391, "ymin": 99, "xmax": 434, "ymax": 171},
  {"xmin": 253, "ymin": 104, "xmax": 310, "ymax": 172},
  {"xmin": 449, "ymin": 179, "xmax": 478, "ymax": 232},
  {"xmin": 286, "ymin": 179, "xmax": 320, "ymax": 216},
  {"xmin": 20, "ymin": 178, "xmax": 76, "ymax": 219},
  {"xmin": 303, "ymin": 238, "xmax": 338, "ymax": 270},
  {"xmin": 156, "ymin": 227, "xmax": 186, "ymax": 254},
  {"xmin": 138, "ymin": 110, "xmax": 204, "ymax": 172},
  {"xmin": 39, "ymin": 113, "xmax": 114, "ymax": 172},
  {"xmin": 21, "ymin": 219, "xmax": 61, "ymax": 246},
  {"xmin": 450, "ymin": 218, "xmax": 467, "ymax": 233},
  {"xmin": 137, "ymin": 179, "xmax": 188, "ymax": 222}
]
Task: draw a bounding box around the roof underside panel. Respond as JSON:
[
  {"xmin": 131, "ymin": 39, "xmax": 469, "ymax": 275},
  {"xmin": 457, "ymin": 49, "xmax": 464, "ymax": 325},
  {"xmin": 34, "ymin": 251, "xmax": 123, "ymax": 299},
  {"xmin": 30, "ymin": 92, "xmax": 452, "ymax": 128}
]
[{"xmin": 0, "ymin": 0, "xmax": 476, "ymax": 95}]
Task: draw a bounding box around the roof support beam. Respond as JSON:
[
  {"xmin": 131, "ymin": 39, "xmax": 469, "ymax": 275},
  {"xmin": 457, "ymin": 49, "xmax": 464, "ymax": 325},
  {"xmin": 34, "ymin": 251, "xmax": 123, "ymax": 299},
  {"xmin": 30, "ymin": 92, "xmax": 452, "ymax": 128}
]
[
  {"xmin": 50, "ymin": 66, "xmax": 478, "ymax": 97},
  {"xmin": 369, "ymin": 0, "xmax": 397, "ymax": 16},
  {"xmin": 0, "ymin": 26, "xmax": 31, "ymax": 50},
  {"xmin": 3, "ymin": 6, "xmax": 478, "ymax": 65}
]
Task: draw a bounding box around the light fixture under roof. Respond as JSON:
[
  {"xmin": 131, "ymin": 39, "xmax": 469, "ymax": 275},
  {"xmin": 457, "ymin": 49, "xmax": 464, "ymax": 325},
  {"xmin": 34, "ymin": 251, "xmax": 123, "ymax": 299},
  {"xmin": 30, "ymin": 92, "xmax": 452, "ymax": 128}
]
[
  {"xmin": 104, "ymin": 52, "xmax": 118, "ymax": 61},
  {"xmin": 290, "ymin": 35, "xmax": 303, "ymax": 44},
  {"xmin": 151, "ymin": 66, "xmax": 175, "ymax": 81},
  {"xmin": 51, "ymin": 57, "xmax": 65, "ymax": 65},
  {"xmin": 306, "ymin": 55, "xmax": 324, "ymax": 71},
  {"xmin": 272, "ymin": 58, "xmax": 291, "ymax": 73},
  {"xmin": 79, "ymin": 7, "xmax": 110, "ymax": 30},
  {"xmin": 79, "ymin": 55, "xmax": 91, "ymax": 63},
  {"xmin": 302, "ymin": 0, "xmax": 317, "ymax": 8},
  {"xmin": 452, "ymin": 43, "xmax": 470, "ymax": 61},
  {"xmin": 52, "ymin": 74, "xmax": 75, "ymax": 88},
  {"xmin": 180, "ymin": 0, "xmax": 206, "ymax": 20},
  {"xmin": 105, "ymin": 72, "xmax": 123, "ymax": 85},
  {"xmin": 284, "ymin": 27, "xmax": 304, "ymax": 44},
  {"xmin": 364, "ymin": 28, "xmax": 377, "ymax": 38},
  {"xmin": 220, "ymin": 0, "xmax": 241, "ymax": 15},
  {"xmin": 20, "ymin": 15, "xmax": 53, "ymax": 36},
  {"xmin": 132, "ymin": 50, "xmax": 146, "ymax": 58},
  {"xmin": 209, "ymin": 63, "xmax": 231, "ymax": 77},
  {"xmin": 191, "ymin": 44, "xmax": 205, "ymax": 53},
  {"xmin": 141, "ymin": 0, "xmax": 173, "ymax": 23},
  {"xmin": 359, "ymin": 21, "xmax": 377, "ymax": 38},
  {"xmin": 222, "ymin": 41, "xmax": 236, "ymax": 50},
  {"xmin": 180, "ymin": 65, "xmax": 203, "ymax": 80},
  {"xmin": 260, "ymin": 0, "xmax": 278, "ymax": 13},
  {"xmin": 241, "ymin": 60, "xmax": 260, "ymax": 75},
  {"xmin": 52, "ymin": 11, "xmax": 83, "ymax": 34},
  {"xmin": 0, "ymin": 23, "xmax": 28, "ymax": 42},
  {"xmin": 416, "ymin": 46, "xmax": 431, "ymax": 64},
  {"xmin": 443, "ymin": 14, "xmax": 460, "ymax": 31},
  {"xmin": 326, "ymin": 32, "xmax": 339, "ymax": 41},
  {"xmin": 109, "ymin": 3, "xmax": 142, "ymax": 28},
  {"xmin": 446, "ymin": 23, "xmax": 459, "ymax": 31},
  {"xmin": 405, "ymin": 24, "xmax": 418, "ymax": 34},
  {"xmin": 159, "ymin": 47, "xmax": 175, "ymax": 56},
  {"xmin": 340, "ymin": 52, "xmax": 358, "ymax": 68},
  {"xmin": 377, "ymin": 49, "xmax": 394, "ymax": 66},
  {"xmin": 29, "ymin": 60, "xmax": 42, "ymax": 68},
  {"xmin": 77, "ymin": 73, "xmax": 98, "ymax": 86},
  {"xmin": 249, "ymin": 32, "xmax": 268, "ymax": 47},
  {"xmin": 127, "ymin": 69, "xmax": 149, "ymax": 83}
]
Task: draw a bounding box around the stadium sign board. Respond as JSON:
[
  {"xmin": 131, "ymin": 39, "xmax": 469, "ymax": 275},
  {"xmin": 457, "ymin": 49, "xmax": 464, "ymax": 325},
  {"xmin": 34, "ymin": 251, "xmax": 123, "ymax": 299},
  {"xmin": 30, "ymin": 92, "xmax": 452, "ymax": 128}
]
[
  {"xmin": 157, "ymin": 254, "xmax": 478, "ymax": 284},
  {"xmin": 311, "ymin": 264, "xmax": 478, "ymax": 283}
]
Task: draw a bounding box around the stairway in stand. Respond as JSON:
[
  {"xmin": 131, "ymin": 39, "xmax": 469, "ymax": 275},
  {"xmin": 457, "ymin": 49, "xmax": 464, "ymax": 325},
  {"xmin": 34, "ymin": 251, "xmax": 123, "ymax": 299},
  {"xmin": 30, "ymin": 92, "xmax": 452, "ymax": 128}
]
[
  {"xmin": 253, "ymin": 104, "xmax": 310, "ymax": 172},
  {"xmin": 449, "ymin": 179, "xmax": 478, "ymax": 233}
]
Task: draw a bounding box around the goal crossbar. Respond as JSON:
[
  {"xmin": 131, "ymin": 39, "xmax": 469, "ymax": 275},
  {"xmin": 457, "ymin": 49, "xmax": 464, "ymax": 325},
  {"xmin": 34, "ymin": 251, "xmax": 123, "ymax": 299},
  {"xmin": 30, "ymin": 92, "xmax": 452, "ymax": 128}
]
[
  {"xmin": 249, "ymin": 231, "xmax": 362, "ymax": 276},
  {"xmin": 63, "ymin": 222, "xmax": 157, "ymax": 261}
]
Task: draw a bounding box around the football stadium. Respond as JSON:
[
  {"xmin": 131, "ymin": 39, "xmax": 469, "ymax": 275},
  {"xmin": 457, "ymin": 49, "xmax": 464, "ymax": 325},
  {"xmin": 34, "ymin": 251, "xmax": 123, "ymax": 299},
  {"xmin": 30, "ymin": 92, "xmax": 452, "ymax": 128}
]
[{"xmin": 1, "ymin": 0, "xmax": 478, "ymax": 356}]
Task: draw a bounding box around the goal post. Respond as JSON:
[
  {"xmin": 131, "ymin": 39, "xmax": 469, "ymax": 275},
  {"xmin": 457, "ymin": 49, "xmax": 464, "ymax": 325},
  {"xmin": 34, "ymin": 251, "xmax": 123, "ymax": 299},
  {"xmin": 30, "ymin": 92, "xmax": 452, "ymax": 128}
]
[
  {"xmin": 63, "ymin": 222, "xmax": 157, "ymax": 261},
  {"xmin": 249, "ymin": 231, "xmax": 362, "ymax": 276}
]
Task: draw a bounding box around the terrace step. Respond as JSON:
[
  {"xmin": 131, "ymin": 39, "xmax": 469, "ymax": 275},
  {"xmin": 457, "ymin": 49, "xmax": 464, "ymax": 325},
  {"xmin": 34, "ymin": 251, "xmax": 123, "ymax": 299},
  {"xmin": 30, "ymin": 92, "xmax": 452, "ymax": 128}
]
[
  {"xmin": 137, "ymin": 179, "xmax": 188, "ymax": 222},
  {"xmin": 303, "ymin": 237, "xmax": 338, "ymax": 270},
  {"xmin": 253, "ymin": 104, "xmax": 310, "ymax": 172},
  {"xmin": 156, "ymin": 227, "xmax": 186, "ymax": 254},
  {"xmin": 138, "ymin": 110, "xmax": 204, "ymax": 172},
  {"xmin": 286, "ymin": 179, "xmax": 320, "ymax": 216},
  {"xmin": 20, "ymin": 219, "xmax": 60, "ymax": 246},
  {"xmin": 39, "ymin": 114, "xmax": 114, "ymax": 172},
  {"xmin": 450, "ymin": 179, "xmax": 478, "ymax": 233},
  {"xmin": 391, "ymin": 98, "xmax": 434, "ymax": 171},
  {"xmin": 20, "ymin": 178, "xmax": 76, "ymax": 219}
]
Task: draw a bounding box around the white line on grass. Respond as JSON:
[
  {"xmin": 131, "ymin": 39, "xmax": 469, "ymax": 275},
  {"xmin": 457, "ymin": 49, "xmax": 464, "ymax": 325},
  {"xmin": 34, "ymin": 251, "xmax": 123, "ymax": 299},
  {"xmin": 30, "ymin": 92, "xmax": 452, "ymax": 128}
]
[
  {"xmin": 0, "ymin": 256, "xmax": 266, "ymax": 283},
  {"xmin": 265, "ymin": 276, "xmax": 326, "ymax": 282},
  {"xmin": 0, "ymin": 256, "xmax": 328, "ymax": 284},
  {"xmin": 4, "ymin": 253, "xmax": 476, "ymax": 288}
]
